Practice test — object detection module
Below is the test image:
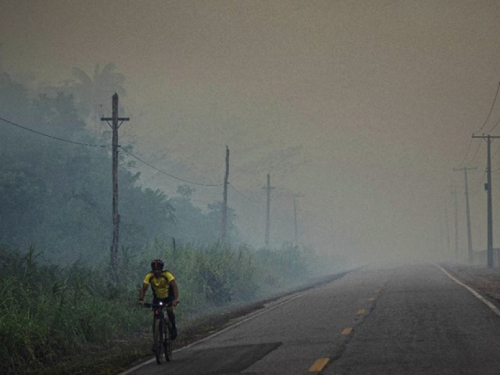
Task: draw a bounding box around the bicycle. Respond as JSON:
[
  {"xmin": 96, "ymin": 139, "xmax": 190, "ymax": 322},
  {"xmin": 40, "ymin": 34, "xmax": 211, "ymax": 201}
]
[{"xmin": 143, "ymin": 301, "xmax": 176, "ymax": 364}]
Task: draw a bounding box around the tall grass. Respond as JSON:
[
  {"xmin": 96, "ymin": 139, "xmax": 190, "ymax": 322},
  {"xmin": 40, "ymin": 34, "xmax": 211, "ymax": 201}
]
[{"xmin": 0, "ymin": 241, "xmax": 336, "ymax": 374}]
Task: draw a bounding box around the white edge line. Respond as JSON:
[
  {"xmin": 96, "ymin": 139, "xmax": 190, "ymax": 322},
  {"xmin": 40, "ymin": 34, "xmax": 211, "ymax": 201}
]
[
  {"xmin": 178, "ymin": 288, "xmax": 313, "ymax": 350},
  {"xmin": 118, "ymin": 357, "xmax": 156, "ymax": 374},
  {"xmin": 436, "ymin": 264, "xmax": 500, "ymax": 318},
  {"xmin": 118, "ymin": 288, "xmax": 314, "ymax": 375}
]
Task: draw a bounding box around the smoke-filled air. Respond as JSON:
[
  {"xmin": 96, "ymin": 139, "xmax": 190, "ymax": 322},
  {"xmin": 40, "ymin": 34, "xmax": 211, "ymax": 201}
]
[{"xmin": 2, "ymin": 1, "xmax": 500, "ymax": 373}]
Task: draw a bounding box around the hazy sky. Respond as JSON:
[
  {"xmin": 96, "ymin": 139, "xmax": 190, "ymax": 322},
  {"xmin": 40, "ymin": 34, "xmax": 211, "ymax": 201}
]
[{"xmin": 2, "ymin": 0, "xmax": 500, "ymax": 264}]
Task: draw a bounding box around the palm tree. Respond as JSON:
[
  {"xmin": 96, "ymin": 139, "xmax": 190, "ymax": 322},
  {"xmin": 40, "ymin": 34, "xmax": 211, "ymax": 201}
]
[{"xmin": 70, "ymin": 63, "xmax": 127, "ymax": 122}]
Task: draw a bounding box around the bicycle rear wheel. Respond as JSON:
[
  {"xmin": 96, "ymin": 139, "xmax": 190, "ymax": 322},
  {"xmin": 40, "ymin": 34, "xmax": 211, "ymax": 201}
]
[{"xmin": 153, "ymin": 318, "xmax": 164, "ymax": 364}]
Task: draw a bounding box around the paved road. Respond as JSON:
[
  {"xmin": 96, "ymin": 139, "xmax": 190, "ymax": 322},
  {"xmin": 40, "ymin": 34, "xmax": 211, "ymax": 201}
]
[{"xmin": 122, "ymin": 263, "xmax": 500, "ymax": 375}]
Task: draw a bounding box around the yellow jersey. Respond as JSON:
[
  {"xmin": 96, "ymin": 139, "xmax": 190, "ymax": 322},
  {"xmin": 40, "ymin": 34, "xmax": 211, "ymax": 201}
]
[{"xmin": 143, "ymin": 271, "xmax": 175, "ymax": 299}]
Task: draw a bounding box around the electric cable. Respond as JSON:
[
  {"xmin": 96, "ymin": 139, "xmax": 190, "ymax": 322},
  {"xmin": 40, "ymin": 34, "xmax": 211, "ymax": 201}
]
[
  {"xmin": 228, "ymin": 182, "xmax": 258, "ymax": 203},
  {"xmin": 459, "ymin": 82, "xmax": 500, "ymax": 168},
  {"xmin": 471, "ymin": 171, "xmax": 487, "ymax": 196},
  {"xmin": 488, "ymin": 115, "xmax": 500, "ymax": 133},
  {"xmin": 457, "ymin": 138, "xmax": 474, "ymax": 169},
  {"xmin": 468, "ymin": 140, "xmax": 483, "ymax": 166},
  {"xmin": 0, "ymin": 116, "xmax": 109, "ymax": 147},
  {"xmin": 119, "ymin": 146, "xmax": 222, "ymax": 187},
  {"xmin": 476, "ymin": 81, "xmax": 500, "ymax": 134}
]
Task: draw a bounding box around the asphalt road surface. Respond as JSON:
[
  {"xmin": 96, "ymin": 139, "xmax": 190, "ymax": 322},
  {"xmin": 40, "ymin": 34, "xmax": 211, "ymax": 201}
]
[{"xmin": 121, "ymin": 263, "xmax": 500, "ymax": 375}]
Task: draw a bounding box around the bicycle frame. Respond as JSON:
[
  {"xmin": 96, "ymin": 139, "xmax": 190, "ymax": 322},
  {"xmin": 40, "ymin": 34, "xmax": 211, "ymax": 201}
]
[{"xmin": 144, "ymin": 301, "xmax": 172, "ymax": 364}]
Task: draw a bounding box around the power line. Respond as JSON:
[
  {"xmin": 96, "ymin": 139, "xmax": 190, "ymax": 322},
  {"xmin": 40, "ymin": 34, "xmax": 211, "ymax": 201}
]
[
  {"xmin": 1, "ymin": 115, "xmax": 280, "ymax": 219},
  {"xmin": 0, "ymin": 116, "xmax": 109, "ymax": 148},
  {"xmin": 489, "ymin": 115, "xmax": 500, "ymax": 133},
  {"xmin": 471, "ymin": 170, "xmax": 486, "ymax": 196},
  {"xmin": 457, "ymin": 138, "xmax": 474, "ymax": 169},
  {"xmin": 457, "ymin": 138, "xmax": 482, "ymax": 170},
  {"xmin": 468, "ymin": 140, "xmax": 483, "ymax": 165},
  {"xmin": 119, "ymin": 146, "xmax": 221, "ymax": 187},
  {"xmin": 228, "ymin": 182, "xmax": 257, "ymax": 202},
  {"xmin": 476, "ymin": 81, "xmax": 500, "ymax": 134},
  {"xmin": 0, "ymin": 115, "xmax": 226, "ymax": 188},
  {"xmin": 458, "ymin": 82, "xmax": 500, "ymax": 168},
  {"xmin": 491, "ymin": 144, "xmax": 500, "ymax": 171}
]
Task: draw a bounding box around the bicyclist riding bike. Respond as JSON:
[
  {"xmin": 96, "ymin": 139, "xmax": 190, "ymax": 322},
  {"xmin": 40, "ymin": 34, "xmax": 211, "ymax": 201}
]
[{"xmin": 139, "ymin": 259, "xmax": 179, "ymax": 341}]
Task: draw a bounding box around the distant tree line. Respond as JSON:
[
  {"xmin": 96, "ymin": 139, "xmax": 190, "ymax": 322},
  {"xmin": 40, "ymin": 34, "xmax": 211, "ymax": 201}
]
[
  {"xmin": 0, "ymin": 58, "xmax": 341, "ymax": 375},
  {"xmin": 0, "ymin": 65, "xmax": 239, "ymax": 265}
]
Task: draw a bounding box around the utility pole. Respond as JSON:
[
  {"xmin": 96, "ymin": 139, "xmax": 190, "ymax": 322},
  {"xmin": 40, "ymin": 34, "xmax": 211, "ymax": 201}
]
[
  {"xmin": 451, "ymin": 186, "xmax": 459, "ymax": 261},
  {"xmin": 445, "ymin": 202, "xmax": 451, "ymax": 255},
  {"xmin": 439, "ymin": 210, "xmax": 446, "ymax": 257},
  {"xmin": 220, "ymin": 146, "xmax": 229, "ymax": 244},
  {"xmin": 292, "ymin": 194, "xmax": 303, "ymax": 247},
  {"xmin": 101, "ymin": 93, "xmax": 129, "ymax": 271},
  {"xmin": 454, "ymin": 167, "xmax": 477, "ymax": 264},
  {"xmin": 472, "ymin": 134, "xmax": 500, "ymax": 268},
  {"xmin": 261, "ymin": 173, "xmax": 275, "ymax": 247}
]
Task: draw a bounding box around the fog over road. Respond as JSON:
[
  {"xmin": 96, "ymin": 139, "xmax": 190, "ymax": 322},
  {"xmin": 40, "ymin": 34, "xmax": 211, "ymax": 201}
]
[{"xmin": 123, "ymin": 264, "xmax": 500, "ymax": 375}]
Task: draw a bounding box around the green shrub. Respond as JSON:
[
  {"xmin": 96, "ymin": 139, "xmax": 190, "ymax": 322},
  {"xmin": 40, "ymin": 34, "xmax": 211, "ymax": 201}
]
[{"xmin": 0, "ymin": 241, "xmax": 334, "ymax": 374}]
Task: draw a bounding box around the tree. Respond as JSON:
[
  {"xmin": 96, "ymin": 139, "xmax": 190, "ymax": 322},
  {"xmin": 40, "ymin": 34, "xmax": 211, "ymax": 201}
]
[
  {"xmin": 207, "ymin": 201, "xmax": 241, "ymax": 245},
  {"xmin": 32, "ymin": 92, "xmax": 86, "ymax": 131},
  {"xmin": 70, "ymin": 63, "xmax": 126, "ymax": 122},
  {"xmin": 0, "ymin": 72, "xmax": 31, "ymax": 124},
  {"xmin": 0, "ymin": 71, "xmax": 247, "ymax": 265}
]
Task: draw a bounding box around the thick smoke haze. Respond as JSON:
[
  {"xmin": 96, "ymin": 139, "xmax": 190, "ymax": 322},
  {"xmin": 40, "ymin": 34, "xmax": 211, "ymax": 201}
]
[{"xmin": 2, "ymin": 1, "xmax": 500, "ymax": 266}]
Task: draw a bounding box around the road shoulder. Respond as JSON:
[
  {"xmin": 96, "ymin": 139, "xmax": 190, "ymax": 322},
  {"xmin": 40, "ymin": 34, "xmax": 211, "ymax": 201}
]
[{"xmin": 440, "ymin": 263, "xmax": 500, "ymax": 310}]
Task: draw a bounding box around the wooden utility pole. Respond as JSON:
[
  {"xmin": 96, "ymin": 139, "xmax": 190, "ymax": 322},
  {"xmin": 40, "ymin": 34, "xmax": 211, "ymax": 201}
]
[
  {"xmin": 261, "ymin": 173, "xmax": 275, "ymax": 247},
  {"xmin": 444, "ymin": 201, "xmax": 451, "ymax": 254},
  {"xmin": 452, "ymin": 186, "xmax": 459, "ymax": 261},
  {"xmin": 101, "ymin": 93, "xmax": 129, "ymax": 270},
  {"xmin": 454, "ymin": 167, "xmax": 477, "ymax": 264},
  {"xmin": 221, "ymin": 146, "xmax": 229, "ymax": 243},
  {"xmin": 292, "ymin": 194, "xmax": 303, "ymax": 247},
  {"xmin": 472, "ymin": 134, "xmax": 500, "ymax": 268}
]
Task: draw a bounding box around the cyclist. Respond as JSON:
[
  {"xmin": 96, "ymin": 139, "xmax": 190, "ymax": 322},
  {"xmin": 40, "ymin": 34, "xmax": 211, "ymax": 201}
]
[{"xmin": 139, "ymin": 258, "xmax": 179, "ymax": 341}]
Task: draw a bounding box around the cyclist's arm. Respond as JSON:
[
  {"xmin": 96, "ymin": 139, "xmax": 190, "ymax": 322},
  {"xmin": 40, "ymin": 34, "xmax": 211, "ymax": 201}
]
[
  {"xmin": 138, "ymin": 282, "xmax": 149, "ymax": 305},
  {"xmin": 169, "ymin": 280, "xmax": 179, "ymax": 306}
]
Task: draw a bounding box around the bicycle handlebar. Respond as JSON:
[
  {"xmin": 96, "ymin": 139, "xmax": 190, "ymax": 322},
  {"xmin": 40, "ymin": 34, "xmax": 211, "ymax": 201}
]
[{"xmin": 142, "ymin": 301, "xmax": 179, "ymax": 308}]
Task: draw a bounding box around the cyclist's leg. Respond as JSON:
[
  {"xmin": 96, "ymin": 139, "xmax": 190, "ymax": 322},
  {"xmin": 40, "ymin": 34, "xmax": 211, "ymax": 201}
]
[
  {"xmin": 151, "ymin": 296, "xmax": 161, "ymax": 351},
  {"xmin": 165, "ymin": 296, "xmax": 177, "ymax": 340}
]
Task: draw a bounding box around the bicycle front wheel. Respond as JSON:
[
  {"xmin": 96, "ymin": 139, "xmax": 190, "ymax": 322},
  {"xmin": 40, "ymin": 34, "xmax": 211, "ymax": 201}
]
[
  {"xmin": 153, "ymin": 318, "xmax": 164, "ymax": 364},
  {"xmin": 164, "ymin": 321, "xmax": 172, "ymax": 362}
]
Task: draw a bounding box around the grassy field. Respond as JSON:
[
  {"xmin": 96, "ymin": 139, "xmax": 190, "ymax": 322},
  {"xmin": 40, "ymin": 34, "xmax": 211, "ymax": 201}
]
[{"xmin": 0, "ymin": 241, "xmax": 338, "ymax": 375}]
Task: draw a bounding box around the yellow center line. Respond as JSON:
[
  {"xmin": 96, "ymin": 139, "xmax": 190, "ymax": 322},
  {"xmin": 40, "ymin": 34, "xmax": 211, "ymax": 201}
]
[
  {"xmin": 368, "ymin": 297, "xmax": 375, "ymax": 302},
  {"xmin": 357, "ymin": 308, "xmax": 365, "ymax": 315},
  {"xmin": 309, "ymin": 358, "xmax": 330, "ymax": 372},
  {"xmin": 341, "ymin": 327, "xmax": 353, "ymax": 335}
]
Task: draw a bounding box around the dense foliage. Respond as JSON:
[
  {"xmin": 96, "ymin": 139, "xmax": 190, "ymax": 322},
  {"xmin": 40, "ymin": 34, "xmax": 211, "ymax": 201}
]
[
  {"xmin": 0, "ymin": 243, "xmax": 331, "ymax": 375},
  {"xmin": 0, "ymin": 65, "xmax": 339, "ymax": 374},
  {"xmin": 0, "ymin": 70, "xmax": 237, "ymax": 264}
]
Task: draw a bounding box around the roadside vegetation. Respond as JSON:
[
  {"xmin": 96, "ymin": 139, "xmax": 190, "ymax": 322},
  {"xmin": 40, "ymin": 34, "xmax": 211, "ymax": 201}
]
[
  {"xmin": 0, "ymin": 66, "xmax": 237, "ymax": 265},
  {"xmin": 0, "ymin": 242, "xmax": 337, "ymax": 375},
  {"xmin": 0, "ymin": 62, "xmax": 342, "ymax": 374}
]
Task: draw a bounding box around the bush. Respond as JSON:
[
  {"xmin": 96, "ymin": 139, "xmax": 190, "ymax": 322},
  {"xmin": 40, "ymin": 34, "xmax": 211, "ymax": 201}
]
[{"xmin": 0, "ymin": 241, "xmax": 333, "ymax": 374}]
